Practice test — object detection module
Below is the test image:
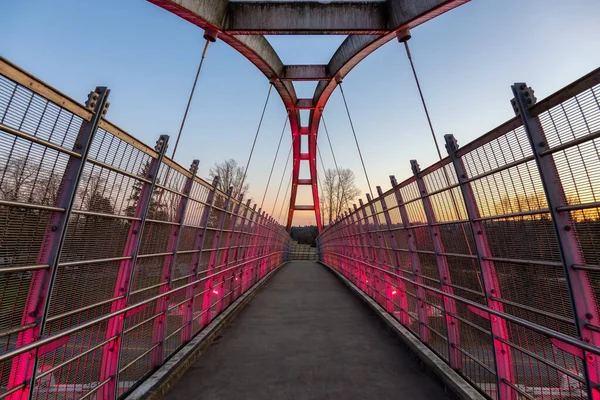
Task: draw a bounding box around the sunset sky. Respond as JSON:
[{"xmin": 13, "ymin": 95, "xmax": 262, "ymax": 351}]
[{"xmin": 2, "ymin": 0, "xmax": 600, "ymax": 225}]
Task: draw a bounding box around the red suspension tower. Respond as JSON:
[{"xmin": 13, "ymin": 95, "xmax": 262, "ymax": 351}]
[{"xmin": 286, "ymin": 110, "xmax": 322, "ymax": 233}]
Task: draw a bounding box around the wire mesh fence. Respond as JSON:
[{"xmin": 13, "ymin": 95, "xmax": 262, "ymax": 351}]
[
  {"xmin": 0, "ymin": 57, "xmax": 290, "ymax": 400},
  {"xmin": 318, "ymin": 67, "xmax": 600, "ymax": 400}
]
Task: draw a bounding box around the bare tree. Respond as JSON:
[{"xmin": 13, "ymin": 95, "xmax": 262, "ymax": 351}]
[
  {"xmin": 208, "ymin": 159, "xmax": 249, "ymax": 200},
  {"xmin": 83, "ymin": 173, "xmax": 114, "ymax": 214},
  {"xmin": 320, "ymin": 168, "xmax": 361, "ymax": 225},
  {"xmin": 0, "ymin": 157, "xmax": 62, "ymax": 204}
]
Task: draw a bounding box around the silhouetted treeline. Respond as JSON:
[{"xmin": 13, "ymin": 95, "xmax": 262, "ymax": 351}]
[{"xmin": 290, "ymin": 226, "xmax": 318, "ymax": 246}]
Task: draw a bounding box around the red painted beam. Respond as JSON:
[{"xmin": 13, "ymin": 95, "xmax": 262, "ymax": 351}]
[{"xmin": 295, "ymin": 205, "xmax": 315, "ymax": 211}]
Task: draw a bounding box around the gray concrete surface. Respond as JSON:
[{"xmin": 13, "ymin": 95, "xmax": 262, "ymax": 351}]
[{"xmin": 164, "ymin": 261, "xmax": 452, "ymax": 400}]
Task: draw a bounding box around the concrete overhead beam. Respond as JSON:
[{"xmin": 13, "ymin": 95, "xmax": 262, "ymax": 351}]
[
  {"xmin": 283, "ymin": 65, "xmax": 330, "ymax": 81},
  {"xmin": 225, "ymin": 2, "xmax": 389, "ymax": 35},
  {"xmin": 148, "ymin": 0, "xmax": 228, "ymax": 29}
]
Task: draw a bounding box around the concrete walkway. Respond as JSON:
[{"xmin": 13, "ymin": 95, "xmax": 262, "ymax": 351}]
[{"xmin": 165, "ymin": 261, "xmax": 451, "ymax": 400}]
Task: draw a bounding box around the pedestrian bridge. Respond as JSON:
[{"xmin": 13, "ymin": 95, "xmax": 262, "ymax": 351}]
[{"xmin": 1, "ymin": 1, "xmax": 600, "ymax": 400}]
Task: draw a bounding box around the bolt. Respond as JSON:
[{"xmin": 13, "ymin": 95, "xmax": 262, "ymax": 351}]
[
  {"xmin": 501, "ymin": 349, "xmax": 506, "ymax": 355},
  {"xmin": 75, "ymin": 142, "xmax": 83, "ymax": 149},
  {"xmin": 539, "ymin": 141, "xmax": 546, "ymax": 147},
  {"xmin": 133, "ymin": 229, "xmax": 138, "ymax": 234},
  {"xmin": 586, "ymin": 312, "xmax": 594, "ymax": 320},
  {"xmin": 565, "ymin": 225, "xmax": 572, "ymax": 231},
  {"xmin": 51, "ymin": 225, "xmax": 58, "ymax": 231}
]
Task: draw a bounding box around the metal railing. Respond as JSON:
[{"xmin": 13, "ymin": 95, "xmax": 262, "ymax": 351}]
[
  {"xmin": 0, "ymin": 57, "xmax": 290, "ymax": 400},
  {"xmin": 318, "ymin": 67, "xmax": 600, "ymax": 400}
]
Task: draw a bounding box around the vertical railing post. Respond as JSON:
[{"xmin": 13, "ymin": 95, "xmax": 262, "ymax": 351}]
[
  {"xmin": 445, "ymin": 134, "xmax": 515, "ymax": 399},
  {"xmin": 100, "ymin": 134, "xmax": 169, "ymax": 400},
  {"xmin": 151, "ymin": 159, "xmax": 199, "ymax": 368},
  {"xmin": 390, "ymin": 175, "xmax": 430, "ymax": 343},
  {"xmin": 218, "ymin": 194, "xmax": 243, "ymax": 310},
  {"xmin": 201, "ymin": 186, "xmax": 233, "ymax": 327},
  {"xmin": 241, "ymin": 205, "xmax": 258, "ymax": 293},
  {"xmin": 256, "ymin": 211, "xmax": 267, "ymax": 279},
  {"xmin": 258, "ymin": 214, "xmax": 271, "ymax": 278},
  {"xmin": 248, "ymin": 209, "xmax": 264, "ymax": 287},
  {"xmin": 181, "ymin": 177, "xmax": 219, "ymax": 344},
  {"xmin": 365, "ymin": 194, "xmax": 389, "ymax": 307},
  {"xmin": 357, "ymin": 200, "xmax": 376, "ymax": 297},
  {"xmin": 340, "ymin": 211, "xmax": 356, "ymax": 278},
  {"xmin": 220, "ymin": 195, "xmax": 243, "ymax": 270},
  {"xmin": 232, "ymin": 199, "xmax": 252, "ymax": 300},
  {"xmin": 411, "ymin": 160, "xmax": 461, "ymax": 369},
  {"xmin": 8, "ymin": 87, "xmax": 110, "ymax": 400},
  {"xmin": 377, "ymin": 186, "xmax": 410, "ymax": 324},
  {"xmin": 358, "ymin": 199, "xmax": 377, "ymax": 265},
  {"xmin": 512, "ymin": 84, "xmax": 600, "ymax": 399},
  {"xmin": 264, "ymin": 217, "xmax": 276, "ymax": 273},
  {"xmin": 352, "ymin": 204, "xmax": 369, "ymax": 291},
  {"xmin": 346, "ymin": 208, "xmax": 364, "ymax": 285}
]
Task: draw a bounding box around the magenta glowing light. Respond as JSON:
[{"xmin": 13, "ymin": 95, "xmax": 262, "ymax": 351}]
[{"xmin": 212, "ymin": 289, "xmax": 219, "ymax": 295}]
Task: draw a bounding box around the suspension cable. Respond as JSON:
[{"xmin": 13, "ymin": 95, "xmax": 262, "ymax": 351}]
[
  {"xmin": 277, "ymin": 171, "xmax": 292, "ymax": 222},
  {"xmin": 270, "ymin": 135, "xmax": 293, "ymax": 216},
  {"xmin": 317, "ymin": 145, "xmax": 327, "ymax": 178},
  {"xmin": 239, "ymin": 83, "xmax": 273, "ymax": 197},
  {"xmin": 400, "ymin": 33, "xmax": 481, "ymax": 291},
  {"xmin": 321, "ymin": 113, "xmax": 352, "ymax": 220},
  {"xmin": 338, "ymin": 82, "xmax": 374, "ymax": 198},
  {"xmin": 171, "ymin": 39, "xmax": 211, "ymax": 159},
  {"xmin": 316, "ymin": 145, "xmax": 327, "ymax": 227},
  {"xmin": 320, "ymin": 115, "xmax": 341, "ymax": 175},
  {"xmin": 156, "ymin": 37, "xmax": 211, "ymax": 210},
  {"xmin": 402, "ymin": 41, "xmax": 442, "ymax": 159},
  {"xmin": 260, "ymin": 112, "xmax": 289, "ymax": 210}
]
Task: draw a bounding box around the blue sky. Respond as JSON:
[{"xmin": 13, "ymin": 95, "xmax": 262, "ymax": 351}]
[{"xmin": 2, "ymin": 0, "xmax": 600, "ymax": 225}]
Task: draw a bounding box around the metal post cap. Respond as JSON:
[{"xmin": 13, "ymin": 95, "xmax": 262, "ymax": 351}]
[
  {"xmin": 396, "ymin": 28, "xmax": 411, "ymax": 42},
  {"xmin": 203, "ymin": 28, "xmax": 219, "ymax": 42}
]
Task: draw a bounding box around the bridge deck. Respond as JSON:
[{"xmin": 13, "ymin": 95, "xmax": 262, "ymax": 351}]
[{"xmin": 164, "ymin": 261, "xmax": 451, "ymax": 400}]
